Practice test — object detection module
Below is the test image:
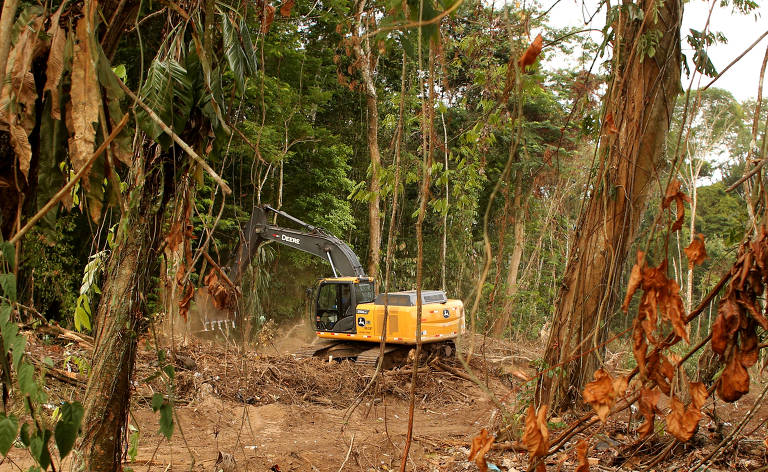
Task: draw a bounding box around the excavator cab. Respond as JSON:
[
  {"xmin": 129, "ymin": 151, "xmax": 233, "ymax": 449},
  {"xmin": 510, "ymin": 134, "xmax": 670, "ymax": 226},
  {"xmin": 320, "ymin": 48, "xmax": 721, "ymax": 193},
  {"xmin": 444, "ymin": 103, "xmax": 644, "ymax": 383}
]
[{"xmin": 314, "ymin": 277, "xmax": 375, "ymax": 333}]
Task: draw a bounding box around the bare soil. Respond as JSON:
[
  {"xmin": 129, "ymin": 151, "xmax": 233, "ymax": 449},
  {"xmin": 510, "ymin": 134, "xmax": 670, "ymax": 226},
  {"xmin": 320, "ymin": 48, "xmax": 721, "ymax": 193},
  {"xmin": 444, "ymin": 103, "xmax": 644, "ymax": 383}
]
[{"xmin": 3, "ymin": 330, "xmax": 768, "ymax": 472}]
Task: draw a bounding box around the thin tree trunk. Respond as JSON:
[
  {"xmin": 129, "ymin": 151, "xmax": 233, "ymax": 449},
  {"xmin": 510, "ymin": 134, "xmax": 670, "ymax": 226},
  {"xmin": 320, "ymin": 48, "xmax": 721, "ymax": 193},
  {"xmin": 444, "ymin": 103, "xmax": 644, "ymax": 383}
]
[
  {"xmin": 440, "ymin": 112, "xmax": 448, "ymax": 292},
  {"xmin": 352, "ymin": 0, "xmax": 382, "ymax": 278},
  {"xmin": 492, "ymin": 172, "xmax": 526, "ymax": 338},
  {"xmin": 80, "ymin": 154, "xmax": 170, "ymax": 471},
  {"xmin": 540, "ymin": 0, "xmax": 682, "ymax": 410}
]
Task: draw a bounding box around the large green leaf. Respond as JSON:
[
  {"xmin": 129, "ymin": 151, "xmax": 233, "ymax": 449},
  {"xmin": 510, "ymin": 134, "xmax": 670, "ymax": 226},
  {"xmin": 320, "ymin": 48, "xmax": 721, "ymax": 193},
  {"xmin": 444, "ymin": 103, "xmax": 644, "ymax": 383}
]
[
  {"xmin": 54, "ymin": 402, "xmax": 84, "ymax": 458},
  {"xmin": 29, "ymin": 429, "xmax": 52, "ymax": 470},
  {"xmin": 0, "ymin": 241, "xmax": 15, "ymax": 268},
  {"xmin": 136, "ymin": 59, "xmax": 193, "ymax": 148},
  {"xmin": 222, "ymin": 12, "xmax": 249, "ymax": 94},
  {"xmin": 0, "ymin": 414, "xmax": 18, "ymax": 456},
  {"xmin": 151, "ymin": 393, "xmax": 174, "ymax": 439},
  {"xmin": 0, "ymin": 274, "xmax": 16, "ymax": 301}
]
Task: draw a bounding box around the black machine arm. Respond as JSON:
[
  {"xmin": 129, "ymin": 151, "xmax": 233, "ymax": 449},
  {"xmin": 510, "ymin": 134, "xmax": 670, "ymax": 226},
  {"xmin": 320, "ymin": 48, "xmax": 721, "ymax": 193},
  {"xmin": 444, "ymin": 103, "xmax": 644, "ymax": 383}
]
[{"xmin": 227, "ymin": 205, "xmax": 366, "ymax": 284}]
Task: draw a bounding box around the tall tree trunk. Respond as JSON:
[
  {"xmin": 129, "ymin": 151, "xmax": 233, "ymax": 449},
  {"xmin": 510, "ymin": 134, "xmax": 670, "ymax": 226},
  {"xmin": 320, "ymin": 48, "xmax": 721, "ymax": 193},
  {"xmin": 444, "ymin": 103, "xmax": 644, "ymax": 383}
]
[
  {"xmin": 79, "ymin": 155, "xmax": 170, "ymax": 471},
  {"xmin": 366, "ymin": 93, "xmax": 382, "ymax": 277},
  {"xmin": 492, "ymin": 172, "xmax": 526, "ymax": 338},
  {"xmin": 352, "ymin": 0, "xmax": 381, "ymax": 278},
  {"xmin": 540, "ymin": 0, "xmax": 682, "ymax": 410}
]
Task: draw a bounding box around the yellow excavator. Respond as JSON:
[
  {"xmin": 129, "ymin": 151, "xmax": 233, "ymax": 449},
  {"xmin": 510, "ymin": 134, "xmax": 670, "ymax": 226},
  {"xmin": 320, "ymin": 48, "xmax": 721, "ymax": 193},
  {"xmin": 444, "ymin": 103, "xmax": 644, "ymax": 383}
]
[{"xmin": 221, "ymin": 205, "xmax": 465, "ymax": 365}]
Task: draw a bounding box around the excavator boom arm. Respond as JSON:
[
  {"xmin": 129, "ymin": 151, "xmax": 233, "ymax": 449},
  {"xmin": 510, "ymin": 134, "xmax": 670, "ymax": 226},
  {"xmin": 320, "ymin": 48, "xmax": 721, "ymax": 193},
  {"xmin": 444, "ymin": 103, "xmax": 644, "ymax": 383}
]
[{"xmin": 227, "ymin": 205, "xmax": 366, "ymax": 284}]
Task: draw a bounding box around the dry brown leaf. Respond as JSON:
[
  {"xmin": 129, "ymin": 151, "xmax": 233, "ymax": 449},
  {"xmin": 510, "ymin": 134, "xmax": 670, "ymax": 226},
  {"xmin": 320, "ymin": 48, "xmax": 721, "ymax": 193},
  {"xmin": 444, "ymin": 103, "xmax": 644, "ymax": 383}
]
[
  {"xmin": 575, "ymin": 440, "xmax": 590, "ymax": 472},
  {"xmin": 602, "ymin": 113, "xmax": 618, "ymax": 135},
  {"xmin": 583, "ymin": 369, "xmax": 626, "ymax": 422},
  {"xmin": 689, "ymin": 381, "xmax": 708, "ymax": 410},
  {"xmin": 637, "ymin": 290, "xmax": 658, "ymax": 345},
  {"xmin": 280, "ymin": 0, "xmax": 295, "ymax": 17},
  {"xmin": 67, "ymin": 17, "xmax": 100, "ymax": 187},
  {"xmin": 717, "ymin": 349, "xmax": 750, "ymax": 402},
  {"xmin": 632, "ymin": 318, "xmax": 648, "ymax": 376},
  {"xmin": 468, "ymin": 428, "xmax": 495, "ymax": 472},
  {"xmin": 622, "ymin": 251, "xmax": 645, "ymax": 312},
  {"xmin": 666, "ymin": 395, "xmax": 702, "ymax": 442},
  {"xmin": 646, "ymin": 352, "xmax": 675, "ymax": 395},
  {"xmin": 711, "ymin": 297, "xmax": 741, "ymax": 355},
  {"xmin": 684, "ymin": 234, "xmax": 708, "ymax": 267},
  {"xmin": 641, "ymin": 259, "xmax": 669, "ymax": 291},
  {"xmin": 637, "ymin": 387, "xmax": 660, "ymax": 438},
  {"xmin": 178, "ymin": 284, "xmax": 195, "ymax": 320},
  {"xmin": 166, "ymin": 221, "xmax": 184, "ymax": 252},
  {"xmin": 1, "ymin": 14, "xmax": 44, "ymax": 179},
  {"xmin": 661, "ymin": 179, "xmax": 692, "ymax": 232},
  {"xmin": 44, "ymin": 3, "xmax": 68, "ymax": 120},
  {"xmin": 518, "ymin": 34, "xmax": 543, "ymax": 71},
  {"xmin": 522, "ymin": 404, "xmax": 549, "ymax": 468},
  {"xmin": 739, "ymin": 320, "xmax": 759, "ymax": 367},
  {"xmin": 261, "ymin": 5, "xmax": 276, "ymax": 33},
  {"xmin": 660, "ymin": 279, "xmax": 689, "ymax": 343}
]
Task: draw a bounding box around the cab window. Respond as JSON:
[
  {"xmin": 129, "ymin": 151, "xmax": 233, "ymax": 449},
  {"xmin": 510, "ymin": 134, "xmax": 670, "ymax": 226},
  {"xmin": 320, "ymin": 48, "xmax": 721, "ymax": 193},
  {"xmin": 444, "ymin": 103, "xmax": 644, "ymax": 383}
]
[
  {"xmin": 355, "ymin": 282, "xmax": 375, "ymax": 304},
  {"xmin": 317, "ymin": 284, "xmax": 339, "ymax": 311}
]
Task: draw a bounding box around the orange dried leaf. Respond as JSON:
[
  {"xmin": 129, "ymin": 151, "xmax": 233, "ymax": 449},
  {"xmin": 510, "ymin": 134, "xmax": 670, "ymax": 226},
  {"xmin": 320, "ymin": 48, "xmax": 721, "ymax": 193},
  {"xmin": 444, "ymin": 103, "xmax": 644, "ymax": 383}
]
[
  {"xmin": 575, "ymin": 440, "xmax": 590, "ymax": 472},
  {"xmin": 739, "ymin": 320, "xmax": 759, "ymax": 367},
  {"xmin": 647, "ymin": 352, "xmax": 675, "ymax": 396},
  {"xmin": 684, "ymin": 234, "xmax": 708, "ymax": 267},
  {"xmin": 522, "ymin": 404, "xmax": 549, "ymax": 461},
  {"xmin": 637, "ymin": 387, "xmax": 660, "ymax": 438},
  {"xmin": 711, "ymin": 297, "xmax": 741, "ymax": 355},
  {"xmin": 468, "ymin": 429, "xmax": 495, "ymax": 472},
  {"xmin": 637, "ymin": 290, "xmax": 658, "ymax": 345},
  {"xmin": 280, "ymin": 0, "xmax": 295, "ymax": 17},
  {"xmin": 689, "ymin": 381, "xmax": 708, "ymax": 410},
  {"xmin": 666, "ymin": 395, "xmax": 702, "ymax": 442},
  {"xmin": 632, "ymin": 318, "xmax": 648, "ymax": 376},
  {"xmin": 660, "ymin": 279, "xmax": 689, "ymax": 343},
  {"xmin": 717, "ymin": 349, "xmax": 750, "ymax": 402},
  {"xmin": 583, "ymin": 369, "xmax": 626, "ymax": 423},
  {"xmin": 178, "ymin": 284, "xmax": 195, "ymax": 320},
  {"xmin": 261, "ymin": 5, "xmax": 276, "ymax": 33},
  {"xmin": 661, "ymin": 179, "xmax": 691, "ymax": 232},
  {"xmin": 602, "ymin": 113, "xmax": 618, "ymax": 135},
  {"xmin": 518, "ymin": 33, "xmax": 543, "ymax": 70},
  {"xmin": 622, "ymin": 251, "xmax": 645, "ymax": 312},
  {"xmin": 67, "ymin": 17, "xmax": 100, "ymax": 188}
]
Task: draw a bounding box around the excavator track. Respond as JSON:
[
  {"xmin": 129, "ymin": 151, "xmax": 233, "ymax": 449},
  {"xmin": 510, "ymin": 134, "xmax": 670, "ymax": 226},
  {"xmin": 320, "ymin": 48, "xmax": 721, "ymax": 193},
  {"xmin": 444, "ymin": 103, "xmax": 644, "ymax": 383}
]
[
  {"xmin": 354, "ymin": 344, "xmax": 402, "ymax": 367},
  {"xmin": 292, "ymin": 340, "xmax": 345, "ymax": 359}
]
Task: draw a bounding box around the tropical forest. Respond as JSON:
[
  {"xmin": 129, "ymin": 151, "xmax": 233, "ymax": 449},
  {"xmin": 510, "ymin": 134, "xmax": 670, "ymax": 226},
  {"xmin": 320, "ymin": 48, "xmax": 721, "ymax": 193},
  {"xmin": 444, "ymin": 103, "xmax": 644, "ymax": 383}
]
[{"xmin": 1, "ymin": 0, "xmax": 768, "ymax": 470}]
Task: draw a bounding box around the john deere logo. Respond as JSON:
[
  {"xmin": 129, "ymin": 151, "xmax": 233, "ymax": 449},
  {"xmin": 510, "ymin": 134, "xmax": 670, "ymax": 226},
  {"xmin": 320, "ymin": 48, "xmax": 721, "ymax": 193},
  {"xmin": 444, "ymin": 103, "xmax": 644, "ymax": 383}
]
[
  {"xmin": 357, "ymin": 317, "xmax": 366, "ymax": 327},
  {"xmin": 443, "ymin": 309, "xmax": 450, "ymax": 318},
  {"xmin": 281, "ymin": 234, "xmax": 300, "ymax": 244}
]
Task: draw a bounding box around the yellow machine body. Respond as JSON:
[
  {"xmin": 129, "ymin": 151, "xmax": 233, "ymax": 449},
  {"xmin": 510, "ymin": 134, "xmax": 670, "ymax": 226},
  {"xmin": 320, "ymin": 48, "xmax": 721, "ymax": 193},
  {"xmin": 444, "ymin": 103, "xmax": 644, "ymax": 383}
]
[{"xmin": 314, "ymin": 277, "xmax": 465, "ymax": 345}]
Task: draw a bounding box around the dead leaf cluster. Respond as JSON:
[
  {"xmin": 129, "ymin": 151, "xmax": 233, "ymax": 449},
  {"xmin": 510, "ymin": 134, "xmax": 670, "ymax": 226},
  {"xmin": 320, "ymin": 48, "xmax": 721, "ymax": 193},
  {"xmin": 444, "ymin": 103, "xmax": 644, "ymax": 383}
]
[
  {"xmin": 624, "ymin": 252, "xmax": 690, "ymax": 376},
  {"xmin": 666, "ymin": 381, "xmax": 708, "ymax": 442},
  {"xmin": 522, "ymin": 404, "xmax": 549, "ymax": 472},
  {"xmin": 582, "ymin": 368, "xmax": 628, "ymax": 423},
  {"xmin": 468, "ymin": 429, "xmax": 495, "ymax": 472},
  {"xmin": 711, "ymin": 228, "xmax": 768, "ymax": 402},
  {"xmin": 662, "ymin": 178, "xmax": 692, "ymax": 232},
  {"xmin": 518, "ymin": 34, "xmax": 543, "ymax": 71}
]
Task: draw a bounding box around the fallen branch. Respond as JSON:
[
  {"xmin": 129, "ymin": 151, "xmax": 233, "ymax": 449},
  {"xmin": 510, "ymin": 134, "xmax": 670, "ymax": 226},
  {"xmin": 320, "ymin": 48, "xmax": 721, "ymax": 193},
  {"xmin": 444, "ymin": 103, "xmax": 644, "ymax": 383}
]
[
  {"xmin": 336, "ymin": 433, "xmax": 355, "ymax": 472},
  {"xmin": 433, "ymin": 360, "xmax": 474, "ymax": 382},
  {"xmin": 28, "ymin": 357, "xmax": 85, "ymax": 386}
]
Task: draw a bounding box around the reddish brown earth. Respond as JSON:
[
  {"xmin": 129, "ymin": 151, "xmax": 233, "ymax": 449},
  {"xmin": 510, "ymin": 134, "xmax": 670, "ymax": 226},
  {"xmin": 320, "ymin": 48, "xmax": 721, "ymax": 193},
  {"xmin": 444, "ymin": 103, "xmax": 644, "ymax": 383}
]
[{"xmin": 2, "ymin": 331, "xmax": 768, "ymax": 471}]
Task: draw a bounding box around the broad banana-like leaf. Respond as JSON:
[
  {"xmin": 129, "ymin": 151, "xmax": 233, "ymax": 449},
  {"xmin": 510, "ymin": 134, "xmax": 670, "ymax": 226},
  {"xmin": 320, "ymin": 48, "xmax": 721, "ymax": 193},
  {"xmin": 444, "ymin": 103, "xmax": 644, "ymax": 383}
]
[{"xmin": 136, "ymin": 58, "xmax": 194, "ymax": 149}]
